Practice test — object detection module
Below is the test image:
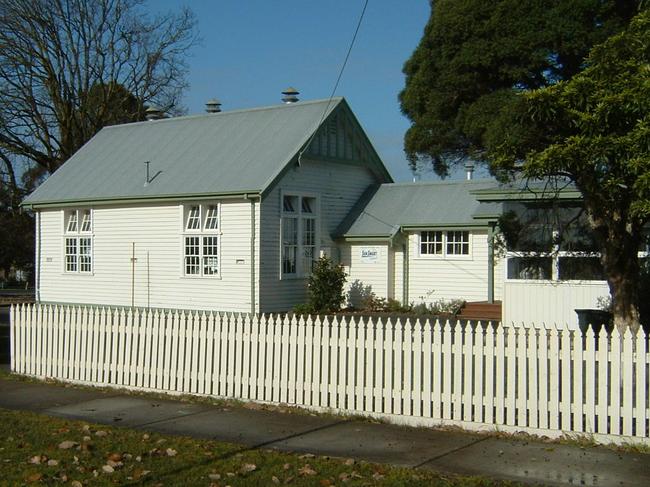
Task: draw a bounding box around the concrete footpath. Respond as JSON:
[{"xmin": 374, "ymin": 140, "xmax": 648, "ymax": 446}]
[{"xmin": 0, "ymin": 371, "xmax": 648, "ymax": 487}]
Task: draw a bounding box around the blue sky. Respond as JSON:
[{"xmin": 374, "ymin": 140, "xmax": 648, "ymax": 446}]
[{"xmin": 154, "ymin": 0, "xmax": 432, "ymax": 182}]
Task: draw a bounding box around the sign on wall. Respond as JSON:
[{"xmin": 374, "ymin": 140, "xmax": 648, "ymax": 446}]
[{"xmin": 360, "ymin": 247, "xmax": 379, "ymax": 263}]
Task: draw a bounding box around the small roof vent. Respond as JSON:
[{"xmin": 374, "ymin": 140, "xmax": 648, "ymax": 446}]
[
  {"xmin": 281, "ymin": 87, "xmax": 299, "ymax": 104},
  {"xmin": 145, "ymin": 106, "xmax": 164, "ymax": 121},
  {"xmin": 205, "ymin": 98, "xmax": 222, "ymax": 113}
]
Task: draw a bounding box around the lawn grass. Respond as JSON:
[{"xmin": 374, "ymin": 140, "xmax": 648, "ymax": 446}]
[{"xmin": 0, "ymin": 408, "xmax": 522, "ymax": 487}]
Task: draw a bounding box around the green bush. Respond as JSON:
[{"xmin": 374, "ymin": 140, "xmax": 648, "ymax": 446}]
[{"xmin": 306, "ymin": 256, "xmax": 347, "ymax": 313}]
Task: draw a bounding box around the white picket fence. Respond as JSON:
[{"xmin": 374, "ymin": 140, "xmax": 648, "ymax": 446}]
[{"xmin": 10, "ymin": 303, "xmax": 650, "ymax": 445}]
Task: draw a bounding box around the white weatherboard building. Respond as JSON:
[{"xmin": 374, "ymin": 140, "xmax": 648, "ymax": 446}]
[{"xmin": 22, "ymin": 97, "xmax": 609, "ymax": 327}]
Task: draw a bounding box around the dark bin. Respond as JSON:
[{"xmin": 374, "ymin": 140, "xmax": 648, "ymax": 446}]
[{"xmin": 575, "ymin": 308, "xmax": 613, "ymax": 336}]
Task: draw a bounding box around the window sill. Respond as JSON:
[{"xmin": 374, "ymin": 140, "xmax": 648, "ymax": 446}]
[{"xmin": 179, "ymin": 274, "xmax": 222, "ymax": 280}]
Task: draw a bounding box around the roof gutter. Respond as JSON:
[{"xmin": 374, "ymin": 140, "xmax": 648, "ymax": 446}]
[{"xmin": 21, "ymin": 190, "xmax": 262, "ymax": 210}]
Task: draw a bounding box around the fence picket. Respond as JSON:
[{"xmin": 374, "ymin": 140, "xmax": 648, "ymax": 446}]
[
  {"xmin": 635, "ymin": 329, "xmax": 647, "ymax": 437},
  {"xmin": 9, "ymin": 303, "xmax": 650, "ymax": 444},
  {"xmin": 610, "ymin": 328, "xmax": 622, "ymax": 435},
  {"xmin": 463, "ymin": 321, "xmax": 473, "ymax": 422},
  {"xmin": 622, "ymin": 329, "xmax": 634, "ymax": 436},
  {"xmin": 572, "ymin": 326, "xmax": 584, "ymax": 432}
]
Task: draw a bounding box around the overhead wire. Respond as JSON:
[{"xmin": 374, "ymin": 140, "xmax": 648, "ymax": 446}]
[{"xmin": 298, "ymin": 0, "xmax": 369, "ymax": 165}]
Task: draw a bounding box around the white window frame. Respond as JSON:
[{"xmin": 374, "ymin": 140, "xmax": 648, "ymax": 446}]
[
  {"xmin": 63, "ymin": 209, "xmax": 93, "ymax": 274},
  {"xmin": 181, "ymin": 203, "xmax": 221, "ymax": 278},
  {"xmin": 418, "ymin": 229, "xmax": 472, "ymax": 259},
  {"xmin": 280, "ymin": 192, "xmax": 319, "ymax": 278}
]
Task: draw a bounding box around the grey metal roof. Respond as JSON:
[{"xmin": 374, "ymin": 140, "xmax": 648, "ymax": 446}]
[
  {"xmin": 24, "ymin": 97, "xmax": 372, "ymax": 206},
  {"xmin": 337, "ymin": 179, "xmax": 499, "ymax": 238}
]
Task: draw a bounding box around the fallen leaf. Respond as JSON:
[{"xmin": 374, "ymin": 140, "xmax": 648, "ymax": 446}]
[
  {"xmin": 320, "ymin": 480, "xmax": 333, "ymax": 486},
  {"xmin": 284, "ymin": 476, "xmax": 294, "ymax": 484},
  {"xmin": 106, "ymin": 459, "xmax": 122, "ymax": 468},
  {"xmin": 25, "ymin": 472, "xmax": 43, "ymax": 482},
  {"xmin": 165, "ymin": 448, "xmax": 177, "ymax": 457},
  {"xmin": 299, "ymin": 453, "xmax": 315, "ymax": 459},
  {"xmin": 208, "ymin": 473, "xmax": 221, "ymax": 480},
  {"xmin": 344, "ymin": 458, "xmax": 355, "ymax": 466},
  {"xmin": 82, "ymin": 436, "xmax": 91, "ymax": 442},
  {"xmin": 71, "ymin": 481, "xmax": 82, "ymax": 487},
  {"xmin": 142, "ymin": 434, "xmax": 150, "ymax": 441},
  {"xmin": 298, "ymin": 464, "xmax": 317, "ymax": 476},
  {"xmin": 135, "ymin": 455, "xmax": 142, "ymax": 462},
  {"xmin": 108, "ymin": 453, "xmax": 122, "ymax": 462},
  {"xmin": 283, "ymin": 463, "xmax": 291, "ymax": 470},
  {"xmin": 102, "ymin": 465, "xmax": 114, "ymax": 473},
  {"xmin": 95, "ymin": 431, "xmax": 108, "ymax": 437},
  {"xmin": 271, "ymin": 476, "xmax": 280, "ymax": 484},
  {"xmin": 28, "ymin": 455, "xmax": 42, "ymax": 464},
  {"xmin": 47, "ymin": 459, "xmax": 59, "ymax": 466},
  {"xmin": 58, "ymin": 440, "xmax": 78, "ymax": 449},
  {"xmin": 132, "ymin": 469, "xmax": 150, "ymax": 480},
  {"xmin": 372, "ymin": 472, "xmax": 385, "ymax": 480},
  {"xmin": 82, "ymin": 425, "xmax": 90, "ymax": 432},
  {"xmin": 239, "ymin": 463, "xmax": 257, "ymax": 474}
]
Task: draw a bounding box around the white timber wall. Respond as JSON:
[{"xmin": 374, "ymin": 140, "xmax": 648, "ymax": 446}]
[
  {"xmin": 503, "ymin": 280, "xmax": 610, "ymax": 329},
  {"xmin": 37, "ymin": 200, "xmax": 260, "ymax": 313},
  {"xmin": 341, "ymin": 243, "xmax": 391, "ymax": 306},
  {"xmin": 259, "ymin": 159, "xmax": 377, "ymax": 311},
  {"xmin": 406, "ymin": 230, "xmax": 504, "ymax": 304},
  {"xmin": 12, "ymin": 303, "xmax": 650, "ymax": 446}
]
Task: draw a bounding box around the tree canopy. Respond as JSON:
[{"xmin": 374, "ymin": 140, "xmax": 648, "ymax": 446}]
[
  {"xmin": 400, "ymin": 0, "xmax": 639, "ymax": 176},
  {"xmin": 0, "ymin": 0, "xmax": 198, "ymax": 175},
  {"xmin": 492, "ymin": 9, "xmax": 650, "ymax": 331}
]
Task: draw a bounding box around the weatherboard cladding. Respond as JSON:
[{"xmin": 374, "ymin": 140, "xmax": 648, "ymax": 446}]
[
  {"xmin": 23, "ymin": 98, "xmax": 357, "ymax": 206},
  {"xmin": 338, "ymin": 179, "xmax": 498, "ymax": 238}
]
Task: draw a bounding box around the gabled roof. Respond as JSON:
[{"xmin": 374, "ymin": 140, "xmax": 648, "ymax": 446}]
[
  {"xmin": 23, "ymin": 97, "xmax": 391, "ymax": 208},
  {"xmin": 337, "ymin": 179, "xmax": 498, "ymax": 239}
]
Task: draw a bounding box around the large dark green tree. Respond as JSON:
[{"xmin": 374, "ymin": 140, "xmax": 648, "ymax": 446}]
[
  {"xmin": 400, "ymin": 0, "xmax": 638, "ymax": 175},
  {"xmin": 400, "ymin": 1, "xmax": 647, "ymax": 331},
  {"xmin": 492, "ymin": 10, "xmax": 650, "ymax": 332}
]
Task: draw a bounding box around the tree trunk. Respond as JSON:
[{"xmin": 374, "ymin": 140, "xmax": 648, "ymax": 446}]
[{"xmin": 599, "ymin": 229, "xmax": 641, "ymax": 334}]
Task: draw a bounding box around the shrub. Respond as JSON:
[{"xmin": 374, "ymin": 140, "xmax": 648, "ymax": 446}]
[{"xmin": 306, "ymin": 257, "xmax": 347, "ymax": 313}]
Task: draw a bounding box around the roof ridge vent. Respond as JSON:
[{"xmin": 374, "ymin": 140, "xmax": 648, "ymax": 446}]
[
  {"xmin": 205, "ymin": 98, "xmax": 222, "ymax": 113},
  {"xmin": 281, "ymin": 87, "xmax": 299, "ymax": 104},
  {"xmin": 145, "ymin": 106, "xmax": 164, "ymax": 121}
]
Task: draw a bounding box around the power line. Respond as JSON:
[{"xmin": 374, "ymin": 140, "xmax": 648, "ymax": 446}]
[{"xmin": 298, "ymin": 0, "xmax": 369, "ymax": 164}]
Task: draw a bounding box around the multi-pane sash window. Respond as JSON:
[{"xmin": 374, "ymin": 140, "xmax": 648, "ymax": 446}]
[
  {"xmin": 420, "ymin": 231, "xmax": 443, "ymax": 255},
  {"xmin": 447, "ymin": 231, "xmax": 470, "ymax": 255},
  {"xmin": 64, "ymin": 209, "xmax": 92, "ymax": 273},
  {"xmin": 281, "ymin": 194, "xmax": 318, "ymax": 277},
  {"xmin": 419, "ymin": 230, "xmax": 470, "ymax": 257},
  {"xmin": 183, "ymin": 204, "xmax": 220, "ymax": 277}
]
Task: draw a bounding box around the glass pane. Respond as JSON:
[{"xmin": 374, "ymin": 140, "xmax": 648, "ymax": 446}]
[
  {"xmin": 507, "ymin": 257, "xmax": 552, "ymax": 280},
  {"xmin": 65, "ymin": 237, "xmax": 77, "ymax": 272},
  {"xmin": 184, "ymin": 236, "xmax": 200, "ymax": 274},
  {"xmin": 301, "ymin": 197, "xmax": 314, "ymax": 214},
  {"xmin": 303, "ymin": 246, "xmax": 315, "ymax": 273},
  {"xmin": 283, "ymin": 195, "xmax": 297, "ymax": 213},
  {"xmin": 202, "ymin": 236, "xmax": 218, "ymax": 275},
  {"xmin": 79, "ymin": 237, "xmax": 92, "ymax": 272},
  {"xmin": 283, "ymin": 217, "xmax": 297, "ymax": 244},
  {"xmin": 420, "ymin": 231, "xmax": 442, "ymax": 255},
  {"xmin": 204, "ymin": 205, "xmax": 218, "ymax": 230},
  {"xmin": 447, "ymin": 231, "xmax": 469, "ymax": 255},
  {"xmin": 80, "ymin": 210, "xmax": 92, "ymax": 232},
  {"xmin": 66, "ymin": 211, "xmax": 78, "ymax": 233},
  {"xmin": 283, "ymin": 245, "xmax": 296, "ymax": 274},
  {"xmin": 558, "ymin": 257, "xmax": 605, "ymax": 281},
  {"xmin": 186, "ymin": 206, "xmax": 201, "ymax": 230}
]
